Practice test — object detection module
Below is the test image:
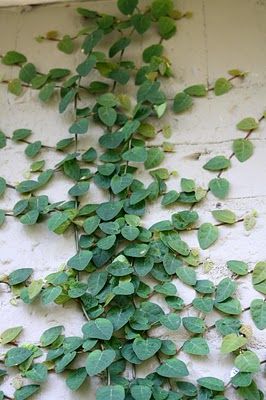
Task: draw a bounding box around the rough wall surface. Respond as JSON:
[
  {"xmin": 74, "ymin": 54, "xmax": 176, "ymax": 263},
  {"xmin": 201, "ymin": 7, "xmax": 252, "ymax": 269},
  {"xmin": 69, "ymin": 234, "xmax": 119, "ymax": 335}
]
[{"xmin": 0, "ymin": 0, "xmax": 266, "ymax": 398}]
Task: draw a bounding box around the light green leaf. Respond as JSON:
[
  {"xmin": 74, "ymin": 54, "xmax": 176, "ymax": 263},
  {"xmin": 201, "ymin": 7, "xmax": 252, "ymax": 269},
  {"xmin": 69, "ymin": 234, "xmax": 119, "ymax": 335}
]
[
  {"xmin": 0, "ymin": 326, "xmax": 23, "ymax": 345},
  {"xmin": 226, "ymin": 260, "xmax": 249, "ymax": 276},
  {"xmin": 8, "ymin": 79, "xmax": 23, "ymax": 96},
  {"xmin": 2, "ymin": 51, "xmax": 27, "ymax": 65},
  {"xmin": 97, "ymin": 201, "xmax": 123, "ymax": 221},
  {"xmin": 237, "ymin": 117, "xmax": 259, "ymax": 131},
  {"xmin": 144, "ymin": 148, "xmax": 165, "ymax": 169},
  {"xmin": 216, "ymin": 278, "xmax": 237, "ymax": 302},
  {"xmin": 214, "ymin": 78, "xmax": 232, "ymax": 96},
  {"xmin": 25, "ymin": 364, "xmax": 48, "ymax": 383},
  {"xmin": 212, "ymin": 209, "xmax": 236, "ymax": 224},
  {"xmin": 57, "ymin": 35, "xmax": 74, "ymax": 54},
  {"xmin": 221, "ymin": 333, "xmax": 247, "ymax": 353},
  {"xmin": 69, "ymin": 118, "xmax": 89, "ymax": 135},
  {"xmin": 111, "ymin": 174, "xmax": 133, "ymax": 194},
  {"xmin": 12, "ymin": 129, "xmax": 32, "ymax": 141},
  {"xmin": 160, "ymin": 314, "xmax": 181, "ymax": 330},
  {"xmin": 68, "ymin": 181, "xmax": 90, "ymax": 197},
  {"xmin": 184, "ymin": 84, "xmax": 207, "ymax": 97},
  {"xmin": 122, "ymin": 146, "xmax": 148, "ymax": 162},
  {"xmin": 8, "ymin": 268, "xmax": 33, "ymax": 286},
  {"xmin": 198, "ymin": 223, "xmax": 219, "ymax": 249},
  {"xmin": 0, "ymin": 177, "xmax": 6, "ymax": 197},
  {"xmin": 235, "ymin": 351, "xmax": 260, "ymax": 372},
  {"xmin": 0, "ymin": 131, "xmax": 6, "ymax": 148},
  {"xmin": 233, "ymin": 139, "xmax": 253, "ymax": 162},
  {"xmin": 203, "ymin": 156, "xmax": 230, "ymax": 171}
]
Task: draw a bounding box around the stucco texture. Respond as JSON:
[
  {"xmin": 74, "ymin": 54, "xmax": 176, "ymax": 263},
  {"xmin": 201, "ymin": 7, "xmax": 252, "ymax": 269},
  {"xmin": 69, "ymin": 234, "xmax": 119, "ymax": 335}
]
[{"xmin": 0, "ymin": 0, "xmax": 266, "ymax": 399}]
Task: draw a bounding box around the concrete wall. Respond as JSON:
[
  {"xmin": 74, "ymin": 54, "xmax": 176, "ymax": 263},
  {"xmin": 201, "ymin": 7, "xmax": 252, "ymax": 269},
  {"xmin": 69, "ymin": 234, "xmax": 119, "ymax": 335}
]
[{"xmin": 0, "ymin": 0, "xmax": 266, "ymax": 399}]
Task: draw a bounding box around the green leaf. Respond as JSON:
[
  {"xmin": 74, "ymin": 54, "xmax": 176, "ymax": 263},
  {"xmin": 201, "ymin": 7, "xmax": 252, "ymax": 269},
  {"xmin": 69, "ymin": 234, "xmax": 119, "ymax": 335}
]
[
  {"xmin": 214, "ymin": 78, "xmax": 232, "ymax": 95},
  {"xmin": 237, "ymin": 381, "xmax": 261, "ymax": 400},
  {"xmin": 184, "ymin": 84, "xmax": 207, "ymax": 97},
  {"xmin": 131, "ymin": 385, "xmax": 152, "ymax": 400},
  {"xmin": 233, "ymin": 139, "xmax": 253, "ymax": 162},
  {"xmin": 118, "ymin": 0, "xmax": 138, "ymax": 15},
  {"xmin": 133, "ymin": 337, "xmax": 161, "ymax": 360},
  {"xmin": 39, "ymin": 83, "xmax": 55, "ymax": 102},
  {"xmin": 18, "ymin": 63, "xmax": 36, "ymax": 83},
  {"xmin": 182, "ymin": 317, "xmax": 205, "ymax": 334},
  {"xmin": 55, "ymin": 351, "xmax": 76, "ymax": 373},
  {"xmin": 0, "ymin": 326, "xmax": 23, "ymax": 344},
  {"xmin": 40, "ymin": 326, "xmax": 63, "ymax": 347},
  {"xmin": 57, "ymin": 35, "xmax": 74, "ymax": 54},
  {"xmin": 122, "ymin": 146, "xmax": 148, "ymax": 162},
  {"xmin": 2, "ymin": 51, "xmax": 27, "ymax": 65},
  {"xmin": 197, "ymin": 377, "xmax": 225, "ymax": 391},
  {"xmin": 28, "ymin": 279, "xmax": 43, "ymax": 300},
  {"xmin": 96, "ymin": 385, "xmax": 125, "ymax": 400},
  {"xmin": 158, "ymin": 16, "xmax": 176, "ymax": 40},
  {"xmin": 221, "ymin": 333, "xmax": 247, "ymax": 353},
  {"xmin": 5, "ymin": 347, "xmax": 33, "ymax": 367},
  {"xmin": 250, "ymin": 299, "xmax": 266, "ymax": 330},
  {"xmin": 12, "ymin": 128, "xmax": 32, "ymax": 141},
  {"xmin": 48, "ymin": 211, "xmax": 71, "ymax": 234},
  {"xmin": 69, "ymin": 118, "xmax": 89, "ymax": 134},
  {"xmin": 59, "ymin": 88, "xmax": 76, "ymax": 113},
  {"xmin": 216, "ymin": 278, "xmax": 237, "ymax": 302},
  {"xmin": 8, "ymin": 79, "xmax": 23, "ymax": 96},
  {"xmin": 83, "ymin": 215, "xmax": 100, "ymax": 235},
  {"xmin": 151, "ymin": 0, "xmax": 174, "ymax": 19},
  {"xmin": 142, "ymin": 44, "xmax": 163, "ymax": 63},
  {"xmin": 161, "ymin": 190, "xmax": 179, "ymax": 206},
  {"xmin": 144, "ymin": 148, "xmax": 165, "ymax": 169},
  {"xmin": 68, "ymin": 181, "xmax": 90, "ymax": 197},
  {"xmin": 111, "ymin": 174, "xmax": 134, "ymax": 194},
  {"xmin": 67, "ymin": 250, "xmax": 93, "ymax": 271},
  {"xmin": 226, "ymin": 260, "xmax": 248, "ymax": 276},
  {"xmin": 41, "ymin": 286, "xmax": 62, "ymax": 304},
  {"xmin": 86, "ymin": 349, "xmax": 116, "ymax": 376},
  {"xmin": 203, "ymin": 156, "xmax": 230, "ymax": 171},
  {"xmin": 25, "ymin": 364, "xmax": 48, "ymax": 383},
  {"xmin": 82, "ymin": 318, "xmax": 113, "ymax": 340},
  {"xmin": 156, "ymin": 358, "xmax": 189, "ymax": 378},
  {"xmin": 0, "ymin": 177, "xmax": 6, "ymax": 197},
  {"xmin": 124, "ymin": 243, "xmax": 149, "ymax": 257},
  {"xmin": 8, "ymin": 268, "xmax": 33, "ymax": 285},
  {"xmin": 66, "ymin": 367, "xmax": 87, "ymax": 391},
  {"xmin": 208, "ymin": 178, "xmax": 230, "ymax": 199},
  {"xmin": 176, "ymin": 266, "xmax": 196, "ymax": 285},
  {"xmin": 109, "ymin": 37, "xmax": 131, "ymax": 58},
  {"xmin": 25, "ymin": 141, "xmax": 42, "ymax": 158},
  {"xmin": 121, "ymin": 225, "xmax": 139, "ymax": 241},
  {"xmin": 252, "ymin": 262, "xmax": 266, "ymax": 294},
  {"xmin": 212, "ymin": 209, "xmax": 236, "ymax": 224},
  {"xmin": 97, "ymin": 201, "xmax": 123, "ymax": 221},
  {"xmin": 107, "ymin": 305, "xmax": 134, "ymax": 331},
  {"xmin": 214, "ymin": 298, "xmax": 242, "ymax": 315},
  {"xmin": 98, "ymin": 106, "xmax": 117, "ymax": 127},
  {"xmin": 198, "ymin": 223, "xmax": 219, "ymax": 249},
  {"xmin": 237, "ymin": 117, "xmax": 259, "ymax": 131},
  {"xmin": 0, "ymin": 210, "xmax": 5, "ymax": 226},
  {"xmin": 0, "ymin": 131, "xmax": 6, "ymax": 148},
  {"xmin": 182, "ymin": 337, "xmax": 209, "ymax": 356},
  {"xmin": 160, "ymin": 313, "xmax": 181, "ymax": 330},
  {"xmin": 20, "ymin": 210, "xmax": 40, "ymax": 225},
  {"xmin": 131, "ymin": 14, "xmax": 151, "ymax": 34},
  {"xmin": 173, "ymin": 92, "xmax": 193, "ymax": 113},
  {"xmin": 235, "ymin": 351, "xmax": 260, "ymax": 372},
  {"xmin": 14, "ymin": 385, "xmax": 40, "ymax": 400}
]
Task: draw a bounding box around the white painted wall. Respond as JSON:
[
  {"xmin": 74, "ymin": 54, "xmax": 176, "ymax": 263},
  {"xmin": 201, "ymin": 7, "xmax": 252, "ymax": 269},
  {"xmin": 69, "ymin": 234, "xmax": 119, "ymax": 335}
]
[{"xmin": 0, "ymin": 1, "xmax": 266, "ymax": 399}]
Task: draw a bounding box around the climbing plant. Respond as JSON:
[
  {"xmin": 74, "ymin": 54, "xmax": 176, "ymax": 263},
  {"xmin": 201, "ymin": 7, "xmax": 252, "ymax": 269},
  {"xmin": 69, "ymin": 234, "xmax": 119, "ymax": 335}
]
[{"xmin": 0, "ymin": 0, "xmax": 265, "ymax": 399}]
